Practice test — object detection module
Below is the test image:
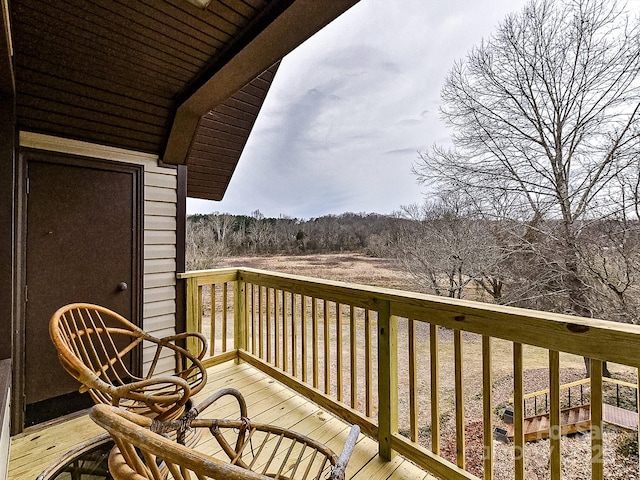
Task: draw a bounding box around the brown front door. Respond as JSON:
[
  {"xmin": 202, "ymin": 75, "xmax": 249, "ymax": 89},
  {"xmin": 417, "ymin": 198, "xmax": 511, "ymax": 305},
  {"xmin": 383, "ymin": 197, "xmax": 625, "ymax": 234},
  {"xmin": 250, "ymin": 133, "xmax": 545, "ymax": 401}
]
[{"xmin": 23, "ymin": 150, "xmax": 142, "ymax": 426}]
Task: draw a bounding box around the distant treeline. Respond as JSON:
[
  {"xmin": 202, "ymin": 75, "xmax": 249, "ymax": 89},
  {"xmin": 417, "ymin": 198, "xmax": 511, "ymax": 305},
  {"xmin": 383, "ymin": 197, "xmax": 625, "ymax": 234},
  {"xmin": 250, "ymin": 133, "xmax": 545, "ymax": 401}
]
[
  {"xmin": 186, "ymin": 210, "xmax": 399, "ymax": 264},
  {"xmin": 187, "ymin": 206, "xmax": 640, "ymax": 325}
]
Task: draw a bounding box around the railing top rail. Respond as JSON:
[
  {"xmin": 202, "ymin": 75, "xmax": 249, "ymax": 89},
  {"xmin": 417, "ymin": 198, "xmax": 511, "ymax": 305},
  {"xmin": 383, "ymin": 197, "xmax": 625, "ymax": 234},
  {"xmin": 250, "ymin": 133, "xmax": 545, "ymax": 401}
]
[
  {"xmin": 179, "ymin": 267, "xmax": 640, "ymax": 367},
  {"xmin": 178, "ymin": 267, "xmax": 240, "ymax": 280}
]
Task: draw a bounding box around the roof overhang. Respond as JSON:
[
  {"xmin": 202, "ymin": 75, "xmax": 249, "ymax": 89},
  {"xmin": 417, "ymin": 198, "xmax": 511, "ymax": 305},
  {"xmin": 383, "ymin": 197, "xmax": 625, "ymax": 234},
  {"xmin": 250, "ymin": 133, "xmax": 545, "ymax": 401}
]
[
  {"xmin": 186, "ymin": 62, "xmax": 280, "ymax": 200},
  {"xmin": 163, "ymin": 0, "xmax": 359, "ymax": 165},
  {"xmin": 11, "ymin": 0, "xmax": 359, "ymax": 200}
]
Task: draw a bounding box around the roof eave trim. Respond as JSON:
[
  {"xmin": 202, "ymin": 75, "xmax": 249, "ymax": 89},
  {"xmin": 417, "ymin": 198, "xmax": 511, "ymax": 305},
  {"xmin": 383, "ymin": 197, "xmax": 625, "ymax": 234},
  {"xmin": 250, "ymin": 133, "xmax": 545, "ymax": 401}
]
[{"xmin": 162, "ymin": 0, "xmax": 359, "ymax": 165}]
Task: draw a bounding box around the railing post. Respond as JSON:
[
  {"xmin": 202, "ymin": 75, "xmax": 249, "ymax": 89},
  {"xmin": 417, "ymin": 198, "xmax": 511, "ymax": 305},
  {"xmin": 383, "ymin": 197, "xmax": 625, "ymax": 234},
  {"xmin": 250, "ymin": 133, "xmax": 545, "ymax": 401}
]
[
  {"xmin": 591, "ymin": 359, "xmax": 604, "ymax": 480},
  {"xmin": 234, "ymin": 278, "xmax": 247, "ymax": 364},
  {"xmin": 377, "ymin": 299, "xmax": 397, "ymax": 460},
  {"xmin": 185, "ymin": 277, "xmax": 200, "ymax": 356}
]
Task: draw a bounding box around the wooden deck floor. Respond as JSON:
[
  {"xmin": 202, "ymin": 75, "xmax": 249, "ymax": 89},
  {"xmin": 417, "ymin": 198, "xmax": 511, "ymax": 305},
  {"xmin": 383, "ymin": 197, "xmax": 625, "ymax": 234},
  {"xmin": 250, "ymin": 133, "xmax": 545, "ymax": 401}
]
[{"xmin": 9, "ymin": 361, "xmax": 435, "ymax": 480}]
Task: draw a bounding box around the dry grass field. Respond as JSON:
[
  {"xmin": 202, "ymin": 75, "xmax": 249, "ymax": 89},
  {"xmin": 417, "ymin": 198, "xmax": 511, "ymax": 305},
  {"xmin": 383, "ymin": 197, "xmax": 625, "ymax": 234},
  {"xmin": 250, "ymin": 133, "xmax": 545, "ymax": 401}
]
[
  {"xmin": 213, "ymin": 253, "xmax": 639, "ymax": 479},
  {"xmin": 217, "ymin": 253, "xmax": 420, "ymax": 291}
]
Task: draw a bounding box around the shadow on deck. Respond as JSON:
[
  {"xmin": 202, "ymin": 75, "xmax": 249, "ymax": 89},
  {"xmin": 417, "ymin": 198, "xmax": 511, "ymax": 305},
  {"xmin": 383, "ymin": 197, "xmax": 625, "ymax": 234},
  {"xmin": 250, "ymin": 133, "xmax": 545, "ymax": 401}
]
[{"xmin": 9, "ymin": 362, "xmax": 435, "ymax": 480}]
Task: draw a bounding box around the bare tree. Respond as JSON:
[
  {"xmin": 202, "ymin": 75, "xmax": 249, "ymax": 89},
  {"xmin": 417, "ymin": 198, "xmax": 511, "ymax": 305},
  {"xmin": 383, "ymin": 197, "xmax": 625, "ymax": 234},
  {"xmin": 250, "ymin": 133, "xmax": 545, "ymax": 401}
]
[
  {"xmin": 415, "ymin": 0, "xmax": 640, "ymax": 318},
  {"xmin": 210, "ymin": 213, "xmax": 235, "ymax": 245},
  {"xmin": 247, "ymin": 210, "xmax": 274, "ymax": 253},
  {"xmin": 414, "ymin": 0, "xmax": 640, "ymax": 375},
  {"xmin": 394, "ymin": 195, "xmax": 504, "ymax": 299},
  {"xmin": 185, "ymin": 220, "xmax": 227, "ymax": 270}
]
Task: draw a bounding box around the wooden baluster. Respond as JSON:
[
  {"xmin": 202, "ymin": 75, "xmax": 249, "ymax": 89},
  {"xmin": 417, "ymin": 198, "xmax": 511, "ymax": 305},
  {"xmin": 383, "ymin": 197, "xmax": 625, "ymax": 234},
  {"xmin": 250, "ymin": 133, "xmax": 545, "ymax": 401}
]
[
  {"xmin": 312, "ymin": 297, "xmax": 319, "ymax": 389},
  {"xmin": 275, "ymin": 289, "xmax": 281, "ymax": 368},
  {"xmin": 365, "ymin": 309, "xmax": 373, "ymax": 418},
  {"xmin": 336, "ymin": 302, "xmax": 343, "ymax": 402},
  {"xmin": 283, "ymin": 291, "xmax": 289, "ymax": 373},
  {"xmin": 454, "ymin": 329, "xmax": 465, "ymax": 469},
  {"xmin": 591, "ymin": 359, "xmax": 603, "ymax": 480},
  {"xmin": 301, "ymin": 295, "xmax": 308, "ymax": 383},
  {"xmin": 234, "ymin": 280, "xmax": 246, "ymax": 359},
  {"xmin": 350, "ymin": 306, "xmax": 358, "ymax": 410},
  {"xmin": 514, "ymin": 342, "xmax": 525, "ymax": 480},
  {"xmin": 197, "ymin": 285, "xmax": 203, "ymax": 335},
  {"xmin": 249, "ymin": 284, "xmax": 256, "ymax": 355},
  {"xmin": 324, "ymin": 300, "xmax": 330, "ymax": 395},
  {"xmin": 185, "ymin": 277, "xmax": 199, "ymax": 356},
  {"xmin": 409, "ymin": 319, "xmax": 418, "ymax": 443},
  {"xmin": 292, "ymin": 293, "xmax": 298, "ymax": 378},
  {"xmin": 430, "ymin": 323, "xmax": 440, "ymax": 454},
  {"xmin": 482, "ymin": 336, "xmax": 493, "ymax": 480},
  {"xmin": 266, "ymin": 288, "xmax": 272, "ymax": 364},
  {"xmin": 549, "ymin": 350, "xmax": 561, "ymax": 480},
  {"xmin": 222, "ymin": 282, "xmax": 228, "ymax": 352},
  {"xmin": 258, "ymin": 286, "xmax": 264, "ymax": 359},
  {"xmin": 210, "ymin": 284, "xmax": 216, "ymax": 357}
]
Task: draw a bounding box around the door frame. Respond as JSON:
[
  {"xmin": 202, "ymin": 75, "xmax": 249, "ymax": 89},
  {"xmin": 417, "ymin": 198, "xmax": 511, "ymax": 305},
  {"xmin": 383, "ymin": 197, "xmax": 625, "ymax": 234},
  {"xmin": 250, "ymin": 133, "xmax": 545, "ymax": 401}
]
[{"xmin": 13, "ymin": 148, "xmax": 144, "ymax": 432}]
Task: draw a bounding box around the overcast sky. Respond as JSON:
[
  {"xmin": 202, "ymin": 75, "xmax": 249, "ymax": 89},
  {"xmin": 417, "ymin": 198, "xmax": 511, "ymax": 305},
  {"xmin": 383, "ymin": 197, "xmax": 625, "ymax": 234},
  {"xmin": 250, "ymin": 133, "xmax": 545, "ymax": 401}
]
[{"xmin": 186, "ymin": 0, "xmax": 534, "ymax": 219}]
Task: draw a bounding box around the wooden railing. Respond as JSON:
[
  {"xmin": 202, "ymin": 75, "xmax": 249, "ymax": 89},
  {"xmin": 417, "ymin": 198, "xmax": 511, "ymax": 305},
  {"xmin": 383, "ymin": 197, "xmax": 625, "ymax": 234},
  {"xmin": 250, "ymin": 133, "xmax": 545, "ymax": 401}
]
[
  {"xmin": 178, "ymin": 267, "xmax": 640, "ymax": 480},
  {"xmin": 514, "ymin": 377, "xmax": 639, "ymax": 416}
]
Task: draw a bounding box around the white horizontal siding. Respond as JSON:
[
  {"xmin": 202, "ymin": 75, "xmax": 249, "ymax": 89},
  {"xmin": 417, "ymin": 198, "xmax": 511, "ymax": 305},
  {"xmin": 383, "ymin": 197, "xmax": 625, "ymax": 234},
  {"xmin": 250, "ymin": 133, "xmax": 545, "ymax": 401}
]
[
  {"xmin": 145, "ymin": 186, "xmax": 177, "ymax": 203},
  {"xmin": 145, "ymin": 230, "xmax": 176, "ymax": 246},
  {"xmin": 144, "ymin": 258, "xmax": 176, "ymax": 274},
  {"xmin": 142, "ymin": 165, "xmax": 178, "ymax": 376},
  {"xmin": 145, "ymin": 201, "xmax": 175, "ymax": 217},
  {"xmin": 143, "ymin": 299, "xmax": 176, "ymax": 318},
  {"xmin": 145, "ymin": 272, "xmax": 176, "ymax": 289},
  {"xmin": 21, "ymin": 132, "xmax": 180, "ymax": 377},
  {"xmin": 145, "ymin": 244, "xmax": 176, "ymax": 260},
  {"xmin": 145, "ymin": 216, "xmax": 176, "ymax": 231},
  {"xmin": 144, "ymin": 313, "xmax": 175, "ymax": 331},
  {"xmin": 145, "ymin": 172, "xmax": 177, "ymax": 189},
  {"xmin": 145, "ymin": 286, "xmax": 176, "ymax": 303}
]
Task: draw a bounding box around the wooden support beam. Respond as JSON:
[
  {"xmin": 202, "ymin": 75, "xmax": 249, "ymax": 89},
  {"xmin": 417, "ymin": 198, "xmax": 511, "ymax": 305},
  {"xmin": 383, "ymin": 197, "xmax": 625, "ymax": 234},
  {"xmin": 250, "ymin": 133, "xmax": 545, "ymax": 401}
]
[
  {"xmin": 591, "ymin": 359, "xmax": 603, "ymax": 480},
  {"xmin": 0, "ymin": 0, "xmax": 15, "ymax": 364},
  {"xmin": 1, "ymin": 0, "xmax": 14, "ymax": 96},
  {"xmin": 482, "ymin": 336, "xmax": 493, "ymax": 480},
  {"xmin": 163, "ymin": 0, "xmax": 360, "ymax": 165},
  {"xmin": 549, "ymin": 350, "xmax": 561, "ymax": 480},
  {"xmin": 378, "ymin": 300, "xmax": 397, "ymax": 460},
  {"xmin": 513, "ymin": 343, "xmax": 524, "ymax": 480}
]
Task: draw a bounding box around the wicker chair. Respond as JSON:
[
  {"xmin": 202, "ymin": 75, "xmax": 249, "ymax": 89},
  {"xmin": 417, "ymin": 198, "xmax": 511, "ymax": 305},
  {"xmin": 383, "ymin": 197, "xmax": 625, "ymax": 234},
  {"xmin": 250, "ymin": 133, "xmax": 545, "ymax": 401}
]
[
  {"xmin": 50, "ymin": 303, "xmax": 208, "ymax": 422},
  {"xmin": 90, "ymin": 400, "xmax": 360, "ymax": 480}
]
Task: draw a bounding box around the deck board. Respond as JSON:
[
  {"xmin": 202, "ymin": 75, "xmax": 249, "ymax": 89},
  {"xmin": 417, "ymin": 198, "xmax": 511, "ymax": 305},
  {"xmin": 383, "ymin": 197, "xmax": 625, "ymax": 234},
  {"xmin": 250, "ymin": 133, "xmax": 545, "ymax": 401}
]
[{"xmin": 9, "ymin": 362, "xmax": 434, "ymax": 480}]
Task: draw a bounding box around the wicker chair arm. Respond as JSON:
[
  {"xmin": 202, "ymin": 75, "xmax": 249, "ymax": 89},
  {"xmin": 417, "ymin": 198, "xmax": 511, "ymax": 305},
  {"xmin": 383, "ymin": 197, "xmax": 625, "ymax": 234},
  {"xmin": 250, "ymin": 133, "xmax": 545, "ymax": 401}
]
[
  {"xmin": 158, "ymin": 331, "xmax": 208, "ymax": 360},
  {"xmin": 91, "ymin": 405, "xmax": 268, "ymax": 480},
  {"xmin": 92, "ymin": 405, "xmax": 359, "ymax": 480},
  {"xmin": 56, "ymin": 353, "xmax": 117, "ymax": 395},
  {"xmin": 191, "ymin": 387, "xmax": 247, "ymax": 419},
  {"xmin": 110, "ymin": 376, "xmax": 191, "ymax": 410}
]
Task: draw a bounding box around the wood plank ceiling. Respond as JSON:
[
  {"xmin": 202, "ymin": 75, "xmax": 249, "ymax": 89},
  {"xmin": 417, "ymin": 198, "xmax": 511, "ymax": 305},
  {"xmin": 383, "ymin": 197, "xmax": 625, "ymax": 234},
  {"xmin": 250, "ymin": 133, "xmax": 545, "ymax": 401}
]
[
  {"xmin": 188, "ymin": 62, "xmax": 279, "ymax": 200},
  {"xmin": 10, "ymin": 0, "xmax": 287, "ymax": 199},
  {"xmin": 10, "ymin": 0, "xmax": 359, "ymax": 200}
]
